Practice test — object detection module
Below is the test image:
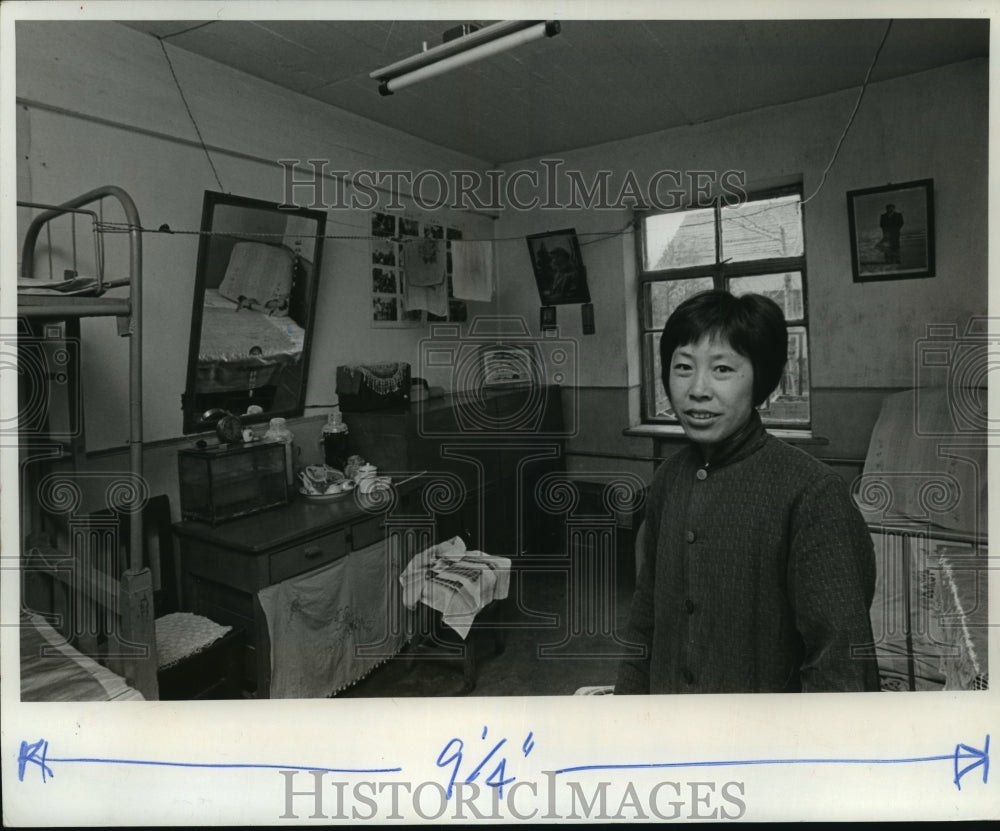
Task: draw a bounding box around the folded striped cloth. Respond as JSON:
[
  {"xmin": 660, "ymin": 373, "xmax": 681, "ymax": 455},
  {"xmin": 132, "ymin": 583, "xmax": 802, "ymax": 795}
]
[{"xmin": 400, "ymin": 536, "xmax": 511, "ymax": 639}]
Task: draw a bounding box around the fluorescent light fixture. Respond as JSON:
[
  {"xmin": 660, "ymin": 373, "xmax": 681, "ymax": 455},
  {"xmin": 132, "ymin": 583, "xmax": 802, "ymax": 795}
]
[{"xmin": 370, "ymin": 20, "xmax": 561, "ymax": 96}]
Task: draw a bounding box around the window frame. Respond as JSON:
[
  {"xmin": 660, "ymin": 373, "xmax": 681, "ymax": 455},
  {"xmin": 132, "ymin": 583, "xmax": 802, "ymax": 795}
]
[{"xmin": 635, "ymin": 183, "xmax": 811, "ymax": 430}]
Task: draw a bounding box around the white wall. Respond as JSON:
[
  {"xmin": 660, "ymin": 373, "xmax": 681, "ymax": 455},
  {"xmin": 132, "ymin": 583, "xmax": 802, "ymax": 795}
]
[
  {"xmin": 16, "ymin": 21, "xmax": 497, "ymax": 449},
  {"xmin": 494, "ymin": 58, "xmax": 988, "ymax": 395},
  {"xmin": 16, "ymin": 22, "xmax": 987, "ymax": 471}
]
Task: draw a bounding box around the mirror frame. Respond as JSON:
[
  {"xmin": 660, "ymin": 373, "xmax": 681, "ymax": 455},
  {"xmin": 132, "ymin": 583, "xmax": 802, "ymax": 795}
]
[{"xmin": 182, "ymin": 190, "xmax": 327, "ymax": 434}]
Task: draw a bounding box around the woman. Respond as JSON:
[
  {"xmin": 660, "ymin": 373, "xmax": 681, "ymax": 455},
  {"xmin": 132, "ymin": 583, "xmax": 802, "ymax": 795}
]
[{"xmin": 616, "ymin": 290, "xmax": 880, "ymax": 694}]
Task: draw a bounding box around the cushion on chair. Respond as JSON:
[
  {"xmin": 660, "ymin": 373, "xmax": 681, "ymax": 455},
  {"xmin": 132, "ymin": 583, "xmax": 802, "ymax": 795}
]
[{"xmin": 155, "ymin": 612, "xmax": 233, "ymax": 670}]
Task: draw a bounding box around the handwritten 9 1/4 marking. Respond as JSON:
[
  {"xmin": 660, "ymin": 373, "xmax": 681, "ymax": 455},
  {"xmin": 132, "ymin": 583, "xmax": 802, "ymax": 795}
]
[
  {"xmin": 436, "ymin": 726, "xmax": 535, "ymax": 799},
  {"xmin": 18, "ymin": 733, "xmax": 988, "ymax": 794}
]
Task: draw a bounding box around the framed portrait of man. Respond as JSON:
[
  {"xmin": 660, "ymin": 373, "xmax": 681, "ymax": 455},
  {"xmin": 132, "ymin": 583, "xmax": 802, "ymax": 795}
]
[{"xmin": 847, "ymin": 179, "xmax": 935, "ymax": 282}]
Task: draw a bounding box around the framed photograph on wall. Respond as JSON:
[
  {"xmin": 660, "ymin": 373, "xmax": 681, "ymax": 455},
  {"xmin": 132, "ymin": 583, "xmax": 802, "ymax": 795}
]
[
  {"xmin": 526, "ymin": 228, "xmax": 591, "ymax": 305},
  {"xmin": 846, "ymin": 178, "xmax": 935, "ymax": 282}
]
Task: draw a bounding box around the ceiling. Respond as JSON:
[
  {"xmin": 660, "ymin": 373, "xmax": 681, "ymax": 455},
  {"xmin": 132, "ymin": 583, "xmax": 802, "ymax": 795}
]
[{"xmin": 121, "ymin": 18, "xmax": 989, "ymax": 164}]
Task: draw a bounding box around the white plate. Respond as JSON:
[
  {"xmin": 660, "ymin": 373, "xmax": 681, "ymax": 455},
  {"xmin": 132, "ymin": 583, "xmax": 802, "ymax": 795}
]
[{"xmin": 298, "ymin": 487, "xmax": 355, "ymax": 503}]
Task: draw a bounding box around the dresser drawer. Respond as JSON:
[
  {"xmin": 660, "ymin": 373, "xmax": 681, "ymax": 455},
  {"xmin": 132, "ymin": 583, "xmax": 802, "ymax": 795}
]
[
  {"xmin": 269, "ymin": 528, "xmax": 348, "ymax": 583},
  {"xmin": 351, "ymin": 515, "xmax": 386, "ymax": 551}
]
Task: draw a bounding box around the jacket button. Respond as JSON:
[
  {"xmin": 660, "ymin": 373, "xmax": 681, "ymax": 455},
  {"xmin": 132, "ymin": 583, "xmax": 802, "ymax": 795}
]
[
  {"xmin": 685, "ymin": 530, "xmax": 696, "ymax": 543},
  {"xmin": 696, "ymin": 468, "xmax": 708, "ymax": 481},
  {"xmin": 685, "ymin": 598, "xmax": 695, "ymax": 614},
  {"xmin": 682, "ymin": 668, "xmax": 694, "ymax": 684}
]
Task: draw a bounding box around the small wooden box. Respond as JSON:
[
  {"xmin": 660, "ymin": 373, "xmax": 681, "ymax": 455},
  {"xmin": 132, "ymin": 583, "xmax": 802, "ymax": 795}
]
[{"xmin": 178, "ymin": 442, "xmax": 289, "ymax": 525}]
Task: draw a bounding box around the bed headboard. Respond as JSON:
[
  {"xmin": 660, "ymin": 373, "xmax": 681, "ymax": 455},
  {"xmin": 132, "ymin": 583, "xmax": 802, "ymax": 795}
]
[{"xmin": 22, "ymin": 536, "xmax": 159, "ymax": 699}]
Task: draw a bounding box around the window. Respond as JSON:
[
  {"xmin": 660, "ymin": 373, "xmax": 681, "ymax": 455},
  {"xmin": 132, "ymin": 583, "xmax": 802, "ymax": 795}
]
[{"xmin": 637, "ymin": 186, "xmax": 810, "ymax": 429}]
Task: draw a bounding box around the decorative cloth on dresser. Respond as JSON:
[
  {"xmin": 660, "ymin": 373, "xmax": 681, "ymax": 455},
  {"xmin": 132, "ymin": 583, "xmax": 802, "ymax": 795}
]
[
  {"xmin": 336, "ymin": 363, "xmax": 410, "ymax": 396},
  {"xmin": 258, "ymin": 541, "xmax": 406, "ymax": 698},
  {"xmin": 400, "ymin": 536, "xmax": 511, "ymax": 639}
]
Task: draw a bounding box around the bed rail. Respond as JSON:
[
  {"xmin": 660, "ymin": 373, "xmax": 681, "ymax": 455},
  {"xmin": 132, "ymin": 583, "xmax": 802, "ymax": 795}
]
[
  {"xmin": 867, "ymin": 521, "xmax": 988, "ymax": 692},
  {"xmin": 18, "ymin": 185, "xmax": 155, "ymax": 698}
]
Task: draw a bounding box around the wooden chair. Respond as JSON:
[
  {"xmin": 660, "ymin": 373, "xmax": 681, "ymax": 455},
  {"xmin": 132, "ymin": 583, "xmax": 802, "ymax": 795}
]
[{"xmin": 104, "ymin": 495, "xmax": 245, "ymax": 700}]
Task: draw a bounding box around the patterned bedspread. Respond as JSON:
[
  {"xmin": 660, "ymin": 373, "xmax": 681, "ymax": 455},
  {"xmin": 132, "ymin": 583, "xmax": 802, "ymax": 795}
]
[
  {"xmin": 196, "ymin": 290, "xmax": 305, "ymax": 392},
  {"xmin": 20, "ymin": 611, "xmax": 144, "ymax": 702}
]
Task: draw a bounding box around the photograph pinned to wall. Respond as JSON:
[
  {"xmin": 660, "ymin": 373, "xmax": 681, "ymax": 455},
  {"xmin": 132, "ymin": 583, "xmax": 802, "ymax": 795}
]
[
  {"xmin": 370, "ymin": 212, "xmax": 467, "ymax": 327},
  {"xmin": 371, "ymin": 238, "xmax": 396, "ymax": 265},
  {"xmin": 372, "ymin": 296, "xmax": 398, "ymax": 322},
  {"xmin": 527, "ymin": 228, "xmax": 591, "ymax": 305},
  {"xmin": 847, "ymin": 179, "xmax": 935, "ymax": 282},
  {"xmin": 448, "ymin": 300, "xmax": 468, "ymax": 322},
  {"xmin": 540, "ymin": 305, "xmax": 557, "ymax": 331},
  {"xmin": 372, "ymin": 268, "xmax": 396, "ymax": 294},
  {"xmin": 372, "ymin": 212, "xmax": 396, "ymax": 237}
]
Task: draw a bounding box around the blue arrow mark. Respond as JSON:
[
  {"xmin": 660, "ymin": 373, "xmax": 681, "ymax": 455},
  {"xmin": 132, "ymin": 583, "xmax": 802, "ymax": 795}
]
[
  {"xmin": 553, "ymin": 735, "xmax": 990, "ymax": 792},
  {"xmin": 954, "ymin": 735, "xmax": 989, "ymax": 790},
  {"xmin": 17, "ymin": 738, "xmax": 402, "ymax": 784}
]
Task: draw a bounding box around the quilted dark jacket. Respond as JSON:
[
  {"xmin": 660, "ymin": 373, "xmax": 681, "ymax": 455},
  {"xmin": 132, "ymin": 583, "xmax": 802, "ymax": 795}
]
[{"xmin": 616, "ymin": 411, "xmax": 880, "ymax": 694}]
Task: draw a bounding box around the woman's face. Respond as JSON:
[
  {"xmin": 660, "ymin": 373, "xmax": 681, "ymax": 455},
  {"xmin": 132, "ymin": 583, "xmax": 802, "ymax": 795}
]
[{"xmin": 667, "ymin": 334, "xmax": 755, "ymax": 458}]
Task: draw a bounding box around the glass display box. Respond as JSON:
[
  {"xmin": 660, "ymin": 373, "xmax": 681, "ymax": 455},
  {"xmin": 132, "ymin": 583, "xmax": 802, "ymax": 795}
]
[{"xmin": 178, "ymin": 441, "xmax": 290, "ymax": 525}]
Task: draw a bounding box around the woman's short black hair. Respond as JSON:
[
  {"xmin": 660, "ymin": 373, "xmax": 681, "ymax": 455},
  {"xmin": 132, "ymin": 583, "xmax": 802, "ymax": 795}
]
[{"xmin": 660, "ymin": 290, "xmax": 788, "ymax": 407}]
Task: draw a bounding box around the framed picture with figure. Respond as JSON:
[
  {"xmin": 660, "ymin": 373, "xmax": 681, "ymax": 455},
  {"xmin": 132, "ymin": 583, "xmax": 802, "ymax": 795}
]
[
  {"xmin": 847, "ymin": 179, "xmax": 935, "ymax": 282},
  {"xmin": 526, "ymin": 228, "xmax": 591, "ymax": 304}
]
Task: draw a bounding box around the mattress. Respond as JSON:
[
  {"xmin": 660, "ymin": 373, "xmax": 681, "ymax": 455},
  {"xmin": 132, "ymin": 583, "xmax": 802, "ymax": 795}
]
[
  {"xmin": 197, "ymin": 289, "xmax": 305, "ymax": 392},
  {"xmin": 20, "ymin": 611, "xmax": 145, "ymax": 702}
]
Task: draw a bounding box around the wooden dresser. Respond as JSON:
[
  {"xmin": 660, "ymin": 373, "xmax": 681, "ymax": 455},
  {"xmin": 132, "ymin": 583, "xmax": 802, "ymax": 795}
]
[
  {"xmin": 173, "ymin": 386, "xmax": 570, "ymax": 698},
  {"xmin": 173, "ymin": 478, "xmax": 428, "ymax": 697},
  {"xmin": 343, "ymin": 385, "xmax": 568, "ymax": 557}
]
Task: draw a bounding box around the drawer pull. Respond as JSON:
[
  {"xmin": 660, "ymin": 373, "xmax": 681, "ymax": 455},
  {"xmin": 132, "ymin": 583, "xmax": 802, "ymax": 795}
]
[{"xmin": 304, "ymin": 545, "xmax": 323, "ymax": 558}]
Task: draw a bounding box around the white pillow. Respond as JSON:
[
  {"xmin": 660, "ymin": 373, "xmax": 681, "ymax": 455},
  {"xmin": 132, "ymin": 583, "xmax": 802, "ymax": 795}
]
[{"xmin": 217, "ymin": 241, "xmax": 294, "ymax": 316}]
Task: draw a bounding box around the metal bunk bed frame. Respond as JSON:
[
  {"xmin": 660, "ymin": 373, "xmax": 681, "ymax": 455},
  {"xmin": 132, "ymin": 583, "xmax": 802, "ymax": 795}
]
[{"xmin": 18, "ymin": 185, "xmax": 157, "ymax": 699}]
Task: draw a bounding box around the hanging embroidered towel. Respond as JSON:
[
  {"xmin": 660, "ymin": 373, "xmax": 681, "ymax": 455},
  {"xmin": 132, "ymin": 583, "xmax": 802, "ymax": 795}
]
[
  {"xmin": 403, "ymin": 273, "xmax": 448, "ymax": 317},
  {"xmin": 403, "ymin": 238, "xmax": 446, "ymax": 287},
  {"xmin": 450, "ymin": 239, "xmax": 495, "ymax": 301}
]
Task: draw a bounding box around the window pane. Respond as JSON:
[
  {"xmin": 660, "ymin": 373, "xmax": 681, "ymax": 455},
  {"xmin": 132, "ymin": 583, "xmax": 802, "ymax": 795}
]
[
  {"xmin": 643, "ymin": 208, "xmax": 716, "ymax": 270},
  {"xmin": 645, "ymin": 333, "xmax": 674, "ymax": 419},
  {"xmin": 646, "ymin": 277, "xmax": 714, "ymax": 329},
  {"xmin": 729, "ymin": 272, "xmax": 804, "ymax": 320},
  {"xmin": 760, "ymin": 325, "xmax": 810, "ymax": 425},
  {"xmin": 721, "ymin": 195, "xmax": 803, "ymax": 262}
]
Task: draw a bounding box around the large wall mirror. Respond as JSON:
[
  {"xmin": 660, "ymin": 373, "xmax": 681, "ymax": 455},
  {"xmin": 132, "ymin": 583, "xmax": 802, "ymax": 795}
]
[{"xmin": 182, "ymin": 191, "xmax": 327, "ymax": 433}]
